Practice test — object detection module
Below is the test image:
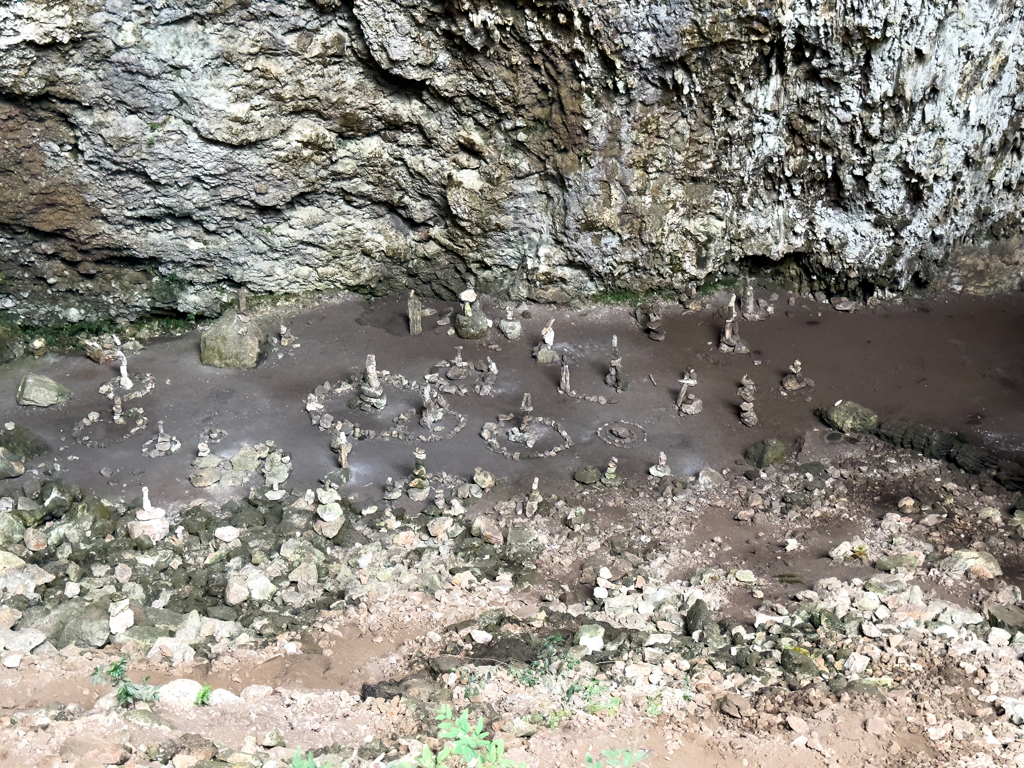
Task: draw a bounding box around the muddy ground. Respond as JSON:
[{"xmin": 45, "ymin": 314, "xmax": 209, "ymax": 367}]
[{"xmin": 1, "ymin": 289, "xmax": 1024, "ymax": 768}]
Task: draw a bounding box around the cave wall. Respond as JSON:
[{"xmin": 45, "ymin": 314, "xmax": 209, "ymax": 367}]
[{"xmin": 1, "ymin": 0, "xmax": 1022, "ymax": 324}]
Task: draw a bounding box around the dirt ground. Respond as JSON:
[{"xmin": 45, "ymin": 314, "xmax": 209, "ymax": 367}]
[{"xmin": 1, "ymin": 289, "xmax": 1024, "ymax": 768}]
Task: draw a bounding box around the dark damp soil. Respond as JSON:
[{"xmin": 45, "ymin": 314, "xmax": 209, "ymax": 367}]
[{"xmin": 2, "ymin": 290, "xmax": 1022, "ymax": 511}]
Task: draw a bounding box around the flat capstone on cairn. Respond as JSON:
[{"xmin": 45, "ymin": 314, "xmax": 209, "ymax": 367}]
[
  {"xmin": 738, "ymin": 374, "xmax": 758, "ymax": 427},
  {"xmin": 533, "ymin": 318, "xmax": 559, "ymax": 364},
  {"xmin": 454, "ymin": 287, "xmax": 490, "ymax": 340},
  {"xmin": 676, "ymin": 367, "xmax": 703, "ymax": 415},
  {"xmin": 719, "ymin": 293, "xmax": 750, "ymax": 354},
  {"xmin": 781, "ymin": 359, "xmax": 815, "ymax": 395}
]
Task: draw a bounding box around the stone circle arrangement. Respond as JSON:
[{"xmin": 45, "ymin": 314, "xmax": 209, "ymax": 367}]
[{"xmin": 597, "ymin": 420, "xmax": 647, "ymax": 448}]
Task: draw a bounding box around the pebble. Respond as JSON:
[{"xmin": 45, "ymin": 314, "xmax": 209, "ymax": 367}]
[
  {"xmin": 1, "ymin": 654, "xmax": 21, "ymax": 669},
  {"xmin": 23, "ymin": 529, "xmax": 47, "ymax": 552}
]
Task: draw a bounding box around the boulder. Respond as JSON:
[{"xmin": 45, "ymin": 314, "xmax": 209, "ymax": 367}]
[
  {"xmin": 781, "ymin": 648, "xmax": 821, "ymax": 678},
  {"xmin": 200, "ymin": 312, "xmax": 267, "ymax": 369},
  {"xmin": 0, "ymin": 325, "xmax": 24, "ymax": 365},
  {"xmin": 988, "ymin": 604, "xmax": 1024, "ymax": 634},
  {"xmin": 819, "ymin": 400, "xmax": 878, "ymax": 434},
  {"xmin": 0, "ymin": 425, "xmax": 50, "ymax": 461},
  {"xmin": 454, "ymin": 311, "xmax": 489, "ymax": 340},
  {"xmin": 16, "ymin": 373, "xmax": 71, "ymax": 407},
  {"xmin": 0, "ymin": 512, "xmax": 25, "ymax": 548},
  {"xmin": 471, "ymin": 517, "xmax": 503, "ymax": 546},
  {"xmin": 55, "ymin": 602, "xmax": 111, "ymax": 648},
  {"xmin": 745, "ymin": 438, "xmax": 789, "ymax": 468},
  {"xmin": 686, "ymin": 599, "xmax": 720, "ymax": 641},
  {"xmin": 158, "ymin": 679, "xmax": 204, "ymax": 709},
  {"xmin": 574, "ymin": 466, "xmax": 601, "ymax": 485},
  {"xmin": 940, "ymin": 549, "xmax": 1002, "ymax": 580},
  {"xmin": 0, "ymin": 447, "xmax": 24, "ymax": 479}
]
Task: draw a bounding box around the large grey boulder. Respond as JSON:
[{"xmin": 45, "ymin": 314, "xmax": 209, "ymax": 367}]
[
  {"xmin": 16, "ymin": 374, "xmax": 71, "ymax": 407},
  {"xmin": 54, "ymin": 602, "xmax": 111, "ymax": 649},
  {"xmin": 200, "ymin": 312, "xmax": 267, "ymax": 369},
  {"xmin": 0, "ymin": 425, "xmax": 50, "ymax": 461},
  {"xmin": 819, "ymin": 401, "xmax": 878, "ymax": 434},
  {"xmin": 745, "ymin": 438, "xmax": 789, "ymax": 469}
]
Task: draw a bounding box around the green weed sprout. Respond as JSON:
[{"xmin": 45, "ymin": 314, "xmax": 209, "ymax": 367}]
[{"xmin": 90, "ymin": 656, "xmax": 159, "ymax": 708}]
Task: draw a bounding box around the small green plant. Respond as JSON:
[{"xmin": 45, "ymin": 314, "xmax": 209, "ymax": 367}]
[
  {"xmin": 644, "ymin": 693, "xmax": 662, "ymax": 717},
  {"xmin": 402, "ymin": 704, "xmax": 522, "ymax": 768},
  {"xmin": 195, "ymin": 684, "xmax": 213, "ymax": 706},
  {"xmin": 291, "ymin": 751, "xmax": 317, "ymax": 768},
  {"xmin": 91, "ymin": 656, "xmax": 159, "ymax": 708},
  {"xmin": 585, "ymin": 748, "xmax": 650, "ymax": 768},
  {"xmin": 584, "ymin": 696, "xmax": 622, "ymax": 716}
]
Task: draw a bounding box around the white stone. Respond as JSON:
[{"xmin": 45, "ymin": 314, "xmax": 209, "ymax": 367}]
[
  {"xmin": 844, "ymin": 652, "xmax": 870, "ymax": 675},
  {"xmin": 110, "ymin": 609, "xmax": 135, "ymax": 635},
  {"xmin": 469, "ymin": 629, "xmax": 492, "ymax": 644},
  {"xmin": 148, "ymin": 637, "xmax": 196, "ymax": 666},
  {"xmin": 225, "ymin": 575, "xmax": 250, "ymax": 606},
  {"xmin": 245, "ymin": 572, "xmax": 277, "ymax": 601},
  {"xmin": 158, "ymin": 679, "xmax": 204, "ymax": 708},
  {"xmin": 214, "ymin": 526, "xmax": 240, "ymax": 543},
  {"xmin": 209, "ymin": 688, "xmax": 242, "ymax": 706},
  {"xmin": 2, "ymin": 654, "xmax": 21, "ymax": 669},
  {"xmin": 127, "ymin": 518, "xmax": 169, "ymax": 542},
  {"xmin": 988, "ymin": 627, "xmax": 1012, "ymax": 647}
]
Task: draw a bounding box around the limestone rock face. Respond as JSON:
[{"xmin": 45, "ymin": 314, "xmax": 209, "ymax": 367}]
[
  {"xmin": 1, "ymin": 0, "xmax": 1022, "ymax": 325},
  {"xmin": 200, "ymin": 313, "xmax": 267, "ymax": 369}
]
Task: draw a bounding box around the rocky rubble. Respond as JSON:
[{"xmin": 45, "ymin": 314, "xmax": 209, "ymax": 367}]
[{"xmin": 2, "ymin": 404, "xmax": 1024, "ymax": 765}]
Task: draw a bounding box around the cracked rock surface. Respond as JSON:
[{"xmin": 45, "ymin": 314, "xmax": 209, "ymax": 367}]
[{"xmin": 2, "ymin": 0, "xmax": 1024, "ymax": 324}]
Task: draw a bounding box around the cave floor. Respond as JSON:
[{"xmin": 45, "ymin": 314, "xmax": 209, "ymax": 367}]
[
  {"xmin": 3, "ymin": 289, "xmax": 1023, "ymax": 504},
  {"xmin": 1, "ymin": 289, "xmax": 1024, "ymax": 768}
]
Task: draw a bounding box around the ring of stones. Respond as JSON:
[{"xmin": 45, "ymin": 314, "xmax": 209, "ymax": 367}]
[
  {"xmin": 480, "ymin": 416, "xmax": 574, "ymax": 460},
  {"xmin": 306, "ymin": 374, "xmax": 465, "ymax": 443},
  {"xmin": 597, "ymin": 421, "xmax": 647, "ymax": 448},
  {"xmin": 73, "ymin": 407, "xmax": 149, "ymax": 448}
]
